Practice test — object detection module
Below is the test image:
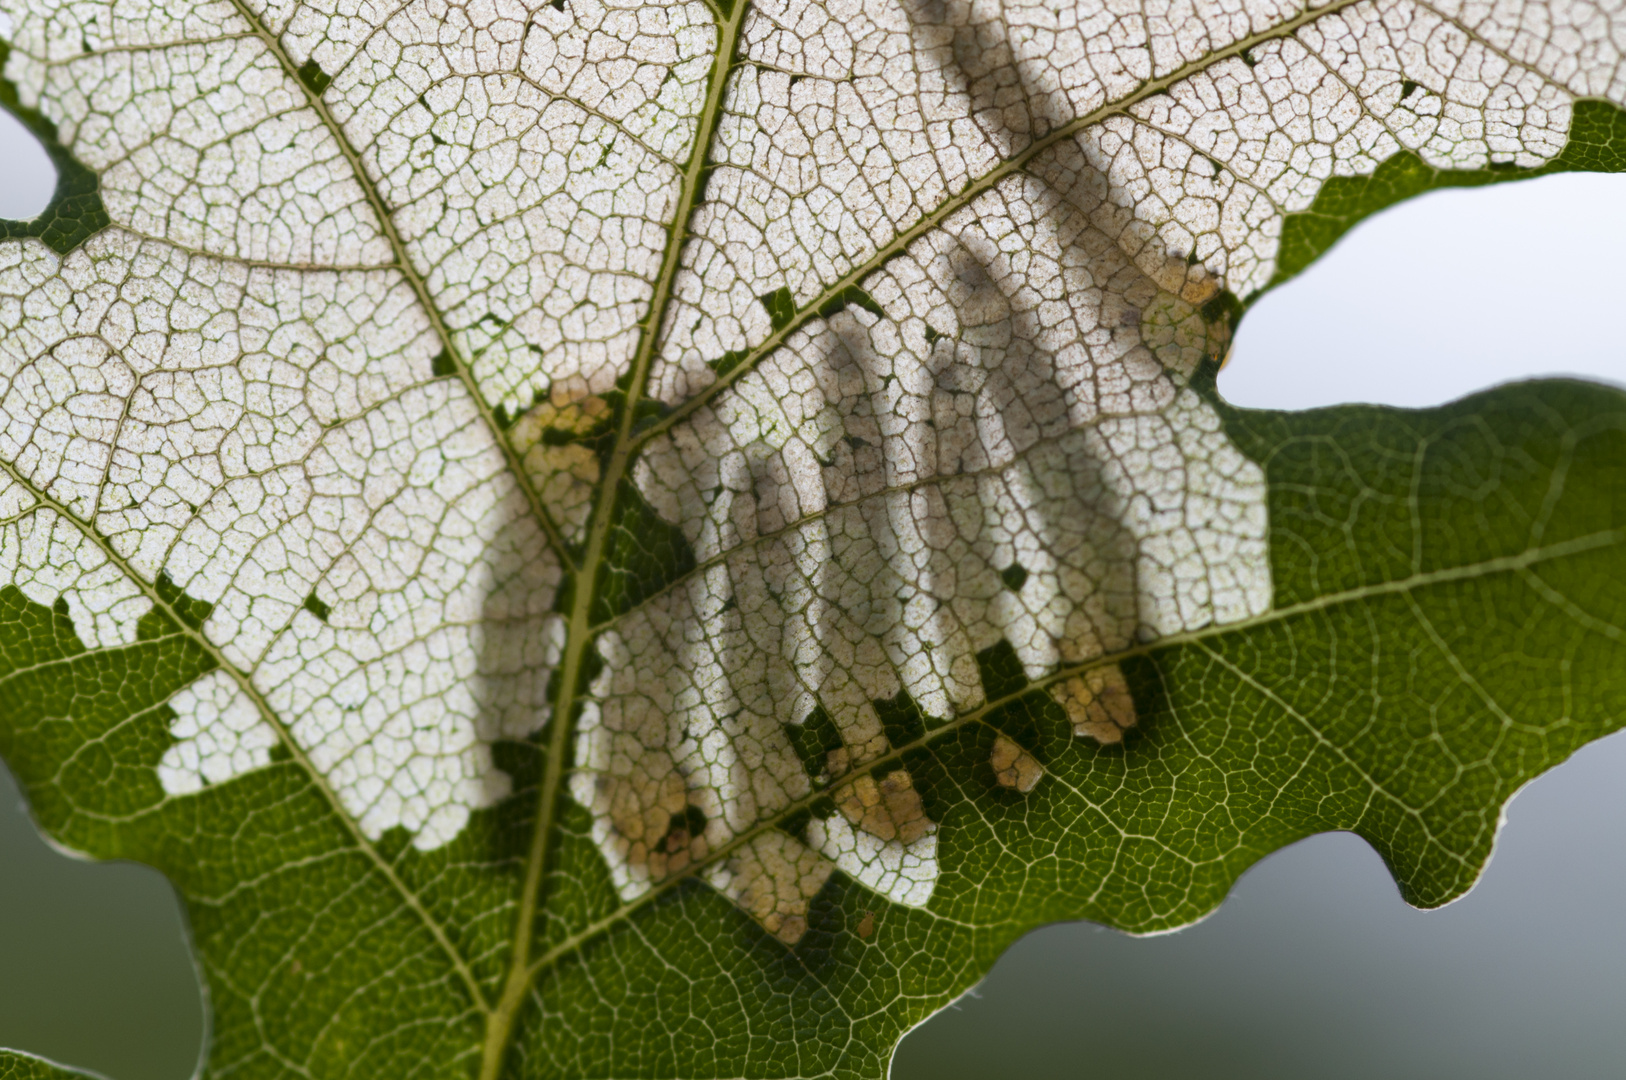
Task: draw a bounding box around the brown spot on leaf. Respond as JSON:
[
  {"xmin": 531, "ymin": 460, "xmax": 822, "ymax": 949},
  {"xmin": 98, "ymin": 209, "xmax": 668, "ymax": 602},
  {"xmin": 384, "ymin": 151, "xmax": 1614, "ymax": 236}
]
[
  {"xmin": 1054, "ymin": 664, "xmax": 1137, "ymax": 743},
  {"xmin": 707, "ymin": 831, "xmax": 832, "ymax": 946},
  {"xmin": 856, "ymin": 910, "xmax": 876, "ymax": 940},
  {"xmin": 990, "ymin": 733, "xmax": 1044, "ymax": 792},
  {"xmin": 834, "ymin": 768, "xmax": 933, "ymax": 844},
  {"xmin": 825, "ymin": 733, "xmax": 888, "ymax": 781}
]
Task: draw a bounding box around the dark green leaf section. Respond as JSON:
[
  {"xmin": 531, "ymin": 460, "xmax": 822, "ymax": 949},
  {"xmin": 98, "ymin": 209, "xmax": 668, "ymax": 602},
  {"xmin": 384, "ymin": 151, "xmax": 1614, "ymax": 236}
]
[
  {"xmin": 1268, "ymin": 98, "xmax": 1626, "ymax": 289},
  {"xmin": 784, "ymin": 705, "xmax": 844, "ymax": 783},
  {"xmin": 588, "ymin": 478, "xmax": 697, "ymax": 623},
  {"xmin": 0, "ymin": 43, "xmax": 111, "ymax": 254},
  {"xmin": 758, "ymin": 287, "xmax": 796, "ymax": 332},
  {"xmin": 998, "ymin": 562, "xmax": 1028, "ymax": 592},
  {"xmin": 0, "ymin": 583, "xmax": 526, "ymax": 1077},
  {"xmin": 816, "ymin": 285, "xmax": 886, "ymax": 321},
  {"xmin": 302, "ymin": 591, "xmax": 331, "ymax": 622},
  {"xmin": 0, "ymin": 1050, "xmax": 100, "ymax": 1080},
  {"xmin": 152, "ymin": 572, "xmax": 213, "ymax": 633},
  {"xmin": 4, "ymin": 390, "xmax": 1626, "ymax": 1080},
  {"xmin": 296, "ymin": 58, "xmax": 332, "ymax": 96},
  {"xmin": 1201, "ymin": 377, "xmax": 1626, "ymax": 902},
  {"xmin": 504, "ymin": 377, "xmax": 1626, "ymax": 1077},
  {"xmin": 707, "ymin": 348, "xmax": 749, "ymax": 378}
]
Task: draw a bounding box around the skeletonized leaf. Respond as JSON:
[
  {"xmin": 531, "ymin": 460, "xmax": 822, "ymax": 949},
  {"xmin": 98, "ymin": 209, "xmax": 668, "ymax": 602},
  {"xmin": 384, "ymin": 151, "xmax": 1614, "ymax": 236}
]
[{"xmin": 2, "ymin": 0, "xmax": 1625, "ymax": 1075}]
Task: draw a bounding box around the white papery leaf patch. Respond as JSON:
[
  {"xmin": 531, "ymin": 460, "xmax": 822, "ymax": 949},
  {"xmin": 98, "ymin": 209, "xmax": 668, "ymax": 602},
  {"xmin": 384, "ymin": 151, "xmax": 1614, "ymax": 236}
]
[{"xmin": 1, "ymin": 0, "xmax": 1621, "ymax": 932}]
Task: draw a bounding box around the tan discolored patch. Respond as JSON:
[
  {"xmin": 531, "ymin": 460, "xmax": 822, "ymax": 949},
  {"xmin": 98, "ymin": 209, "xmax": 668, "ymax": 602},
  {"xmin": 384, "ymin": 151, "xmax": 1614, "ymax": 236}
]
[
  {"xmin": 705, "ymin": 831, "xmax": 833, "ymax": 946},
  {"xmin": 1054, "ymin": 665, "xmax": 1138, "ymax": 744},
  {"xmin": 825, "ymin": 734, "xmax": 889, "ymax": 782},
  {"xmin": 833, "ymin": 769, "xmax": 933, "ymax": 844},
  {"xmin": 855, "ymin": 910, "xmax": 876, "ymax": 940},
  {"xmin": 599, "ymin": 767, "xmax": 708, "ymax": 884},
  {"xmin": 990, "ymin": 734, "xmax": 1044, "ymax": 792},
  {"xmin": 508, "ymin": 393, "xmax": 611, "ymax": 544}
]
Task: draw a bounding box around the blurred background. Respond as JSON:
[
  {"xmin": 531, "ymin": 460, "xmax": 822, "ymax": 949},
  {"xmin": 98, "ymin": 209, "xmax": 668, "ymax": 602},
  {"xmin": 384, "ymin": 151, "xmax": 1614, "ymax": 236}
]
[{"xmin": 4, "ymin": 103, "xmax": 1626, "ymax": 1080}]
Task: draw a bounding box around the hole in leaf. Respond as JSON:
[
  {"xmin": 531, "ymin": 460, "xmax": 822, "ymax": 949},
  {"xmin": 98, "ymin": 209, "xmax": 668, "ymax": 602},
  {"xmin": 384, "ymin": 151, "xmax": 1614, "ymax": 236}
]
[
  {"xmin": 0, "ymin": 109, "xmax": 56, "ymax": 220},
  {"xmin": 975, "ymin": 639, "xmax": 1029, "ymax": 703},
  {"xmin": 707, "ymin": 349, "xmax": 748, "ymax": 377},
  {"xmin": 1223, "ymin": 171, "xmax": 1626, "ymax": 410}
]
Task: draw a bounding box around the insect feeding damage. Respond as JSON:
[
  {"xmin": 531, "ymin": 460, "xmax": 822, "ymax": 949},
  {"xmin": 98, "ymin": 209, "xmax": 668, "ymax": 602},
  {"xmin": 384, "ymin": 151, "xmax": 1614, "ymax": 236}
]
[
  {"xmin": 990, "ymin": 734, "xmax": 1045, "ymax": 792},
  {"xmin": 1055, "ymin": 665, "xmax": 1138, "ymax": 744}
]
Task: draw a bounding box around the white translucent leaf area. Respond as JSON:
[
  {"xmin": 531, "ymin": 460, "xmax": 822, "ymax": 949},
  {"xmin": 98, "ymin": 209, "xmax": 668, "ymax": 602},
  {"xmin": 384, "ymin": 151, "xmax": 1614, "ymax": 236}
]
[{"xmin": 2, "ymin": 0, "xmax": 1626, "ymax": 934}]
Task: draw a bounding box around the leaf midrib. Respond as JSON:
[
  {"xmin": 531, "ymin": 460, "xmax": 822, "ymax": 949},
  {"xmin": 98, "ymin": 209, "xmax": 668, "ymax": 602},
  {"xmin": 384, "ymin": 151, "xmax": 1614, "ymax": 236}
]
[{"xmin": 476, "ymin": 3, "xmax": 753, "ymax": 1076}]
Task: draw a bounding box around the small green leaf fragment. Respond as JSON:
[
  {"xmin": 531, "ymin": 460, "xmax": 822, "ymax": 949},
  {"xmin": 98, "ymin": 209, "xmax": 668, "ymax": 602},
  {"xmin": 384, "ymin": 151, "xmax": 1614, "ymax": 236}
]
[
  {"xmin": 662, "ymin": 805, "xmax": 707, "ymax": 852},
  {"xmin": 303, "ymin": 591, "xmax": 332, "ymax": 623},
  {"xmin": 589, "ymin": 480, "xmax": 697, "ymax": 623},
  {"xmin": 974, "ymin": 639, "xmax": 1029, "ymax": 703},
  {"xmin": 431, "ymin": 349, "xmax": 457, "ymax": 377},
  {"xmin": 297, "ymin": 58, "xmax": 332, "ymax": 96},
  {"xmin": 0, "ymin": 1048, "xmax": 107, "ymax": 1079},
  {"xmin": 873, "ymin": 691, "xmax": 926, "ymax": 748},
  {"xmin": 817, "ymin": 285, "xmax": 885, "ymax": 321},
  {"xmin": 155, "ymin": 572, "xmax": 213, "ymax": 632},
  {"xmin": 708, "ymin": 349, "xmax": 749, "ymax": 378},
  {"xmin": 758, "ymin": 287, "xmax": 796, "ymax": 332},
  {"xmin": 784, "ymin": 706, "xmax": 844, "ymax": 782},
  {"xmin": 999, "ymin": 562, "xmax": 1028, "ymax": 592},
  {"xmin": 778, "ymin": 805, "xmax": 813, "ymax": 840}
]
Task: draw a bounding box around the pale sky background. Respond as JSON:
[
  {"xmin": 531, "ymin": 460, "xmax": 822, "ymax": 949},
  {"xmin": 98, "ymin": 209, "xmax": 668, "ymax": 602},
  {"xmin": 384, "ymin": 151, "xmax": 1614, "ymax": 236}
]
[{"xmin": 3, "ymin": 105, "xmax": 1626, "ymax": 1080}]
